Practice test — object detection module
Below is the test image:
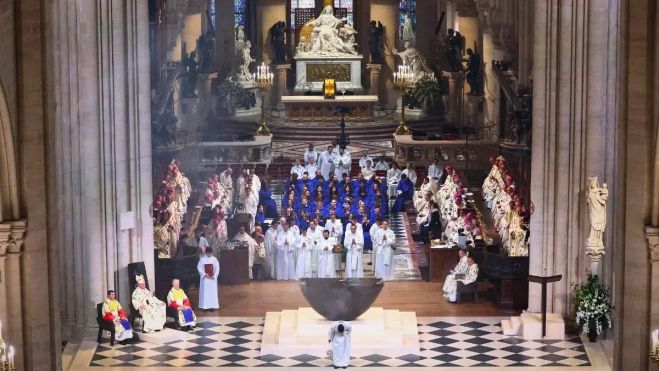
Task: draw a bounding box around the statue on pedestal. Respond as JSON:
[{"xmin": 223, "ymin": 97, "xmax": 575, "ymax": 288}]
[
  {"xmin": 368, "ymin": 20, "xmax": 385, "ymax": 64},
  {"xmin": 586, "ymin": 177, "xmax": 608, "ymax": 260},
  {"xmin": 393, "ymin": 41, "xmax": 433, "ymax": 81},
  {"xmin": 465, "ymin": 48, "xmax": 483, "ymax": 96},
  {"xmin": 439, "ymin": 29, "xmax": 464, "ymax": 72},
  {"xmin": 295, "ymin": 5, "xmax": 358, "ymax": 57},
  {"xmin": 399, "ymin": 14, "xmax": 415, "ymax": 42},
  {"xmin": 270, "ymin": 21, "xmax": 287, "ymax": 64},
  {"xmin": 181, "ymin": 51, "xmax": 199, "ymax": 98},
  {"xmin": 238, "ymin": 41, "xmax": 255, "ymax": 83}
]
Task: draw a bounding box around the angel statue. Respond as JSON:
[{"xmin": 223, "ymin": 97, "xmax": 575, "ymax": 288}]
[
  {"xmin": 393, "ymin": 41, "xmax": 433, "ymax": 81},
  {"xmin": 585, "ymin": 177, "xmax": 608, "ymax": 259}
]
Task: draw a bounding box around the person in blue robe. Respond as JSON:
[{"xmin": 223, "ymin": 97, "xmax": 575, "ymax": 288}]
[
  {"xmin": 392, "ymin": 174, "xmax": 414, "ymax": 212},
  {"xmin": 259, "ymin": 183, "xmax": 278, "ymax": 218},
  {"xmin": 255, "ymin": 205, "xmax": 266, "ymax": 226}
]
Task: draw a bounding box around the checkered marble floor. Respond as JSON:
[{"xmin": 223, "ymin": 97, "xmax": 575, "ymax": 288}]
[{"xmin": 86, "ymin": 317, "xmax": 592, "ymax": 368}]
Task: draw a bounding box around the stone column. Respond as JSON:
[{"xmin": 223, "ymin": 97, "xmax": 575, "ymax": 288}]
[
  {"xmin": 528, "ymin": 0, "xmax": 619, "ymax": 315},
  {"xmin": 274, "ymin": 64, "xmax": 291, "ymax": 110},
  {"xmin": 256, "ymin": 0, "xmax": 286, "ymax": 65},
  {"xmin": 371, "ymin": 0, "xmax": 399, "ymax": 109},
  {"xmin": 442, "ymin": 71, "xmax": 464, "ymax": 124},
  {"xmin": 415, "ymin": 1, "xmax": 438, "ymax": 58},
  {"xmin": 53, "ymin": 0, "xmax": 155, "ymax": 329},
  {"xmin": 366, "ymin": 64, "xmax": 383, "ymax": 106},
  {"xmin": 482, "ymin": 32, "xmax": 500, "ymax": 125},
  {"xmin": 215, "ymin": 0, "xmax": 235, "ymax": 76}
]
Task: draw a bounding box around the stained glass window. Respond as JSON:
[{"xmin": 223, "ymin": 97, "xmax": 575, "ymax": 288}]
[
  {"xmin": 399, "ymin": 0, "xmax": 416, "ymax": 29},
  {"xmin": 235, "ymin": 0, "xmax": 247, "ymax": 28},
  {"xmin": 291, "ymin": 0, "xmax": 315, "ymax": 29},
  {"xmin": 334, "ymin": 0, "xmax": 354, "ymax": 25}
]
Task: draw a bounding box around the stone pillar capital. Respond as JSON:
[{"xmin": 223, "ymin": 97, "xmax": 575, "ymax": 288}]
[
  {"xmin": 0, "ymin": 220, "xmax": 27, "ymax": 255},
  {"xmin": 645, "ymin": 226, "xmax": 659, "ymax": 263}
]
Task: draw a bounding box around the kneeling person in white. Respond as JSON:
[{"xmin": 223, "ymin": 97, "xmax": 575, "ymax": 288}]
[
  {"xmin": 317, "ymin": 230, "xmax": 336, "ymax": 278},
  {"xmin": 197, "ymin": 247, "xmax": 220, "ymax": 309},
  {"xmin": 344, "ymin": 224, "xmax": 364, "ymax": 278},
  {"xmin": 374, "ymin": 221, "xmax": 396, "ymax": 280},
  {"xmin": 445, "ymin": 256, "xmax": 479, "ymax": 302},
  {"xmin": 328, "ymin": 321, "xmax": 352, "ymax": 369},
  {"xmin": 442, "ymin": 249, "xmax": 468, "ymax": 297}
]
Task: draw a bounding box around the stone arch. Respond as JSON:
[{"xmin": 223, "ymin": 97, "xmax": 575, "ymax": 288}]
[{"xmin": 0, "ymin": 81, "xmax": 19, "ymax": 223}]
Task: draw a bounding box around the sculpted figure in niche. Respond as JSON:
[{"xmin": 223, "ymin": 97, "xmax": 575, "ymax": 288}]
[
  {"xmin": 586, "ymin": 177, "xmax": 608, "ymax": 253},
  {"xmin": 399, "ymin": 14, "xmax": 415, "ymax": 41},
  {"xmin": 239, "ymin": 41, "xmax": 255, "ymax": 81},
  {"xmin": 393, "ymin": 41, "xmax": 433, "ymax": 80}
]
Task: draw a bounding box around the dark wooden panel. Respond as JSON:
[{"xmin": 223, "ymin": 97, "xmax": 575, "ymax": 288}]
[
  {"xmin": 429, "ymin": 247, "xmax": 460, "ymax": 282},
  {"xmin": 219, "ymin": 249, "xmax": 250, "ymax": 285}
]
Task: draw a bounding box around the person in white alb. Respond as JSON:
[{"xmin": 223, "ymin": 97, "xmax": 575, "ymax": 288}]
[
  {"xmin": 317, "ymin": 230, "xmax": 337, "ymax": 278},
  {"xmin": 442, "ymin": 249, "xmax": 469, "ymax": 297},
  {"xmin": 374, "ymin": 157, "xmax": 390, "ymax": 171},
  {"xmin": 232, "ymin": 226, "xmax": 258, "ymax": 279},
  {"xmin": 264, "ymin": 220, "xmax": 279, "ymax": 279},
  {"xmin": 344, "ymin": 224, "xmax": 364, "ymax": 278},
  {"xmin": 197, "ymin": 247, "xmax": 220, "ymax": 310},
  {"xmin": 304, "ymin": 143, "xmax": 319, "ymax": 165},
  {"xmin": 335, "ymin": 147, "xmax": 352, "ymax": 178},
  {"xmin": 219, "ymin": 167, "xmax": 234, "ymax": 207},
  {"xmin": 387, "ymin": 163, "xmax": 402, "ymax": 198},
  {"xmin": 319, "ymin": 145, "xmax": 338, "ymax": 180},
  {"xmin": 328, "ymin": 321, "xmax": 352, "ymax": 369},
  {"xmin": 428, "ymin": 159, "xmax": 443, "ymax": 181},
  {"xmin": 402, "ymin": 163, "xmax": 417, "ymax": 185},
  {"xmin": 307, "ymin": 220, "xmax": 323, "ymax": 274},
  {"xmin": 358, "ymin": 152, "xmax": 374, "ymax": 169},
  {"xmin": 305, "ymin": 157, "xmax": 319, "ymax": 179},
  {"xmin": 295, "ymin": 228, "xmax": 314, "ymax": 279},
  {"xmin": 369, "ymin": 219, "xmax": 383, "ymax": 271},
  {"xmin": 244, "ymin": 185, "xmax": 259, "ymax": 231},
  {"xmin": 291, "ymin": 159, "xmax": 306, "ymax": 179},
  {"xmin": 276, "ymin": 223, "xmax": 297, "ymax": 280},
  {"xmin": 325, "ymin": 214, "xmax": 343, "ymax": 241},
  {"xmin": 445, "ymin": 256, "xmax": 479, "ymax": 303},
  {"xmin": 374, "ymin": 221, "xmax": 396, "ymax": 280},
  {"xmin": 361, "ymin": 160, "xmax": 375, "ymax": 179}
]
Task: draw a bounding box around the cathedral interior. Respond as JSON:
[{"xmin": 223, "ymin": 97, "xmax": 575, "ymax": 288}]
[{"xmin": 0, "ymin": 0, "xmax": 657, "ymax": 370}]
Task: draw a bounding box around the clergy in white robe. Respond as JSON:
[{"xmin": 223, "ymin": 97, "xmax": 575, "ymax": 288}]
[
  {"xmin": 325, "ymin": 216, "xmax": 343, "ymax": 242},
  {"xmin": 244, "ymin": 188, "xmax": 259, "ymax": 231},
  {"xmin": 197, "ymin": 248, "xmax": 220, "ymax": 309},
  {"xmin": 305, "ymin": 158, "xmax": 318, "ymax": 179},
  {"xmin": 219, "ymin": 168, "xmax": 234, "ymax": 207},
  {"xmin": 361, "ymin": 162, "xmax": 375, "ymax": 179},
  {"xmin": 319, "ymin": 145, "xmax": 337, "ymax": 180},
  {"xmin": 295, "ymin": 229, "xmax": 314, "ymax": 279},
  {"xmin": 131, "ymin": 275, "xmax": 166, "ymax": 333},
  {"xmin": 344, "ymin": 225, "xmax": 364, "ymax": 278},
  {"xmin": 167, "ymin": 279, "xmax": 196, "ymax": 330},
  {"xmin": 102, "ymin": 290, "xmax": 133, "ymax": 343},
  {"xmin": 335, "ymin": 148, "xmax": 352, "ymax": 178},
  {"xmin": 232, "ymin": 226, "xmax": 258, "ymax": 279},
  {"xmin": 446, "ymin": 257, "xmax": 479, "ymax": 302},
  {"xmin": 374, "ymin": 159, "xmax": 390, "ymax": 171},
  {"xmin": 442, "ymin": 250, "xmax": 469, "ymax": 296},
  {"xmin": 402, "ymin": 164, "xmax": 417, "ymax": 185},
  {"xmin": 307, "ymin": 221, "xmax": 323, "ymax": 275},
  {"xmin": 317, "ymin": 230, "xmax": 337, "ymax": 278},
  {"xmin": 428, "ymin": 160, "xmax": 443, "ymax": 180},
  {"xmin": 358, "ymin": 153, "xmax": 374, "ymax": 168},
  {"xmin": 304, "ymin": 144, "xmax": 319, "ymax": 165},
  {"xmin": 264, "ymin": 220, "xmax": 279, "ymax": 279},
  {"xmin": 369, "ymin": 220, "xmax": 382, "ymax": 271},
  {"xmin": 276, "ymin": 224, "xmax": 297, "ymax": 280},
  {"xmin": 328, "ymin": 321, "xmax": 352, "ymax": 368},
  {"xmin": 291, "ymin": 159, "xmax": 306, "ymax": 178},
  {"xmin": 374, "ymin": 221, "xmax": 396, "ymax": 280},
  {"xmin": 387, "ymin": 164, "xmax": 402, "ymax": 198}
]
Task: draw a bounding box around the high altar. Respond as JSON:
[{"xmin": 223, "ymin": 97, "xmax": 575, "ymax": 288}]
[{"xmin": 292, "ymin": 5, "xmax": 363, "ymax": 92}]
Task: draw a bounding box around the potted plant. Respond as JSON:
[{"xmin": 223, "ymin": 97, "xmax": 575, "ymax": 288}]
[
  {"xmin": 572, "ymin": 273, "xmax": 613, "ymax": 342},
  {"xmin": 405, "ymin": 77, "xmax": 446, "ymax": 115}
]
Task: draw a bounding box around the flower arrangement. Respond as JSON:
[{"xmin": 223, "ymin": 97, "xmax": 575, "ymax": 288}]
[{"xmin": 572, "ymin": 273, "xmax": 613, "ymax": 341}]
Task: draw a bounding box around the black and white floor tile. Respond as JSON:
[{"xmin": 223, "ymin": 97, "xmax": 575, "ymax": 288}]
[{"xmin": 87, "ymin": 317, "xmax": 592, "ymax": 368}]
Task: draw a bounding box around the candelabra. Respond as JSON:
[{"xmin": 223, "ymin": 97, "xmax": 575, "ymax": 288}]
[
  {"xmin": 0, "ymin": 321, "xmax": 16, "ymax": 371},
  {"xmin": 393, "ymin": 63, "xmax": 415, "ymax": 135},
  {"xmin": 651, "ymin": 329, "xmax": 659, "ymax": 364},
  {"xmin": 253, "ymin": 62, "xmax": 274, "ymax": 136}
]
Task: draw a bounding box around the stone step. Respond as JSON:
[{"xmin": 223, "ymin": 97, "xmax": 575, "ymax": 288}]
[{"xmin": 519, "ymin": 311, "xmax": 565, "ymax": 340}]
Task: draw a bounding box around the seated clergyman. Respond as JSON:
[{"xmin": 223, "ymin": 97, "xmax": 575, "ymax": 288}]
[
  {"xmin": 102, "ymin": 290, "xmax": 134, "ymax": 345},
  {"xmin": 442, "ymin": 249, "xmax": 468, "ymax": 297},
  {"xmin": 167, "ymin": 279, "xmax": 197, "ymax": 331},
  {"xmin": 131, "ymin": 274, "xmax": 166, "ymax": 333},
  {"xmin": 444, "ymin": 256, "xmax": 479, "ymax": 303}
]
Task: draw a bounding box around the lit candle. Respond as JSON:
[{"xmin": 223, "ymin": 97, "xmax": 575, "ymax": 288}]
[
  {"xmin": 7, "ymin": 346, "xmax": 13, "ymax": 367},
  {"xmin": 653, "ymin": 329, "xmax": 659, "ymax": 349}
]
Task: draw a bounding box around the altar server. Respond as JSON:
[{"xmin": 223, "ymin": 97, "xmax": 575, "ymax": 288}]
[
  {"xmin": 276, "ymin": 223, "xmax": 297, "ymax": 280},
  {"xmin": 304, "ymin": 143, "xmax": 319, "ymax": 165},
  {"xmin": 317, "ymin": 229, "xmax": 337, "ymax": 278},
  {"xmin": 328, "ymin": 321, "xmax": 352, "ymax": 369},
  {"xmin": 387, "ymin": 163, "xmax": 402, "ymax": 198},
  {"xmin": 374, "ymin": 157, "xmax": 390, "ymax": 171},
  {"xmin": 102, "ymin": 290, "xmax": 134, "ymax": 344},
  {"xmin": 291, "ymin": 159, "xmax": 306, "ymax": 178},
  {"xmin": 344, "ymin": 224, "xmax": 364, "ymax": 278},
  {"xmin": 442, "ymin": 249, "xmax": 469, "ymax": 297},
  {"xmin": 197, "ymin": 247, "xmax": 220, "ymax": 310},
  {"xmin": 167, "ymin": 279, "xmax": 196, "ymax": 331},
  {"xmin": 131, "ymin": 274, "xmax": 166, "ymax": 332},
  {"xmin": 358, "ymin": 152, "xmax": 374, "ymax": 169},
  {"xmin": 374, "ymin": 221, "xmax": 396, "ymax": 280},
  {"xmin": 335, "ymin": 147, "xmax": 352, "ymax": 179}
]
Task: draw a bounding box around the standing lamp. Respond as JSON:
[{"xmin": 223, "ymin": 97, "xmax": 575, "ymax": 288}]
[{"xmin": 253, "ymin": 62, "xmax": 274, "ymax": 136}]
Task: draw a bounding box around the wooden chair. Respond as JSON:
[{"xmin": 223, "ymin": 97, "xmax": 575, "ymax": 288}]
[
  {"xmin": 455, "ymin": 274, "xmax": 480, "ymax": 304},
  {"xmin": 96, "ymin": 303, "xmax": 116, "ymax": 346}
]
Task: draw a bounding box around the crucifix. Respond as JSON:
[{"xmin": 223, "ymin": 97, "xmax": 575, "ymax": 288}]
[{"xmin": 528, "ymin": 274, "xmax": 562, "ymax": 337}]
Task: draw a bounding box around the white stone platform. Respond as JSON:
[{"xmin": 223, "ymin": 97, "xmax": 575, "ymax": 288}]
[
  {"xmin": 137, "ymin": 328, "xmax": 191, "ymax": 345},
  {"xmin": 501, "ymin": 310, "xmax": 565, "ymax": 340},
  {"xmin": 294, "ymin": 55, "xmax": 364, "ymax": 91},
  {"xmin": 261, "ymin": 307, "xmax": 420, "ymax": 357}
]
